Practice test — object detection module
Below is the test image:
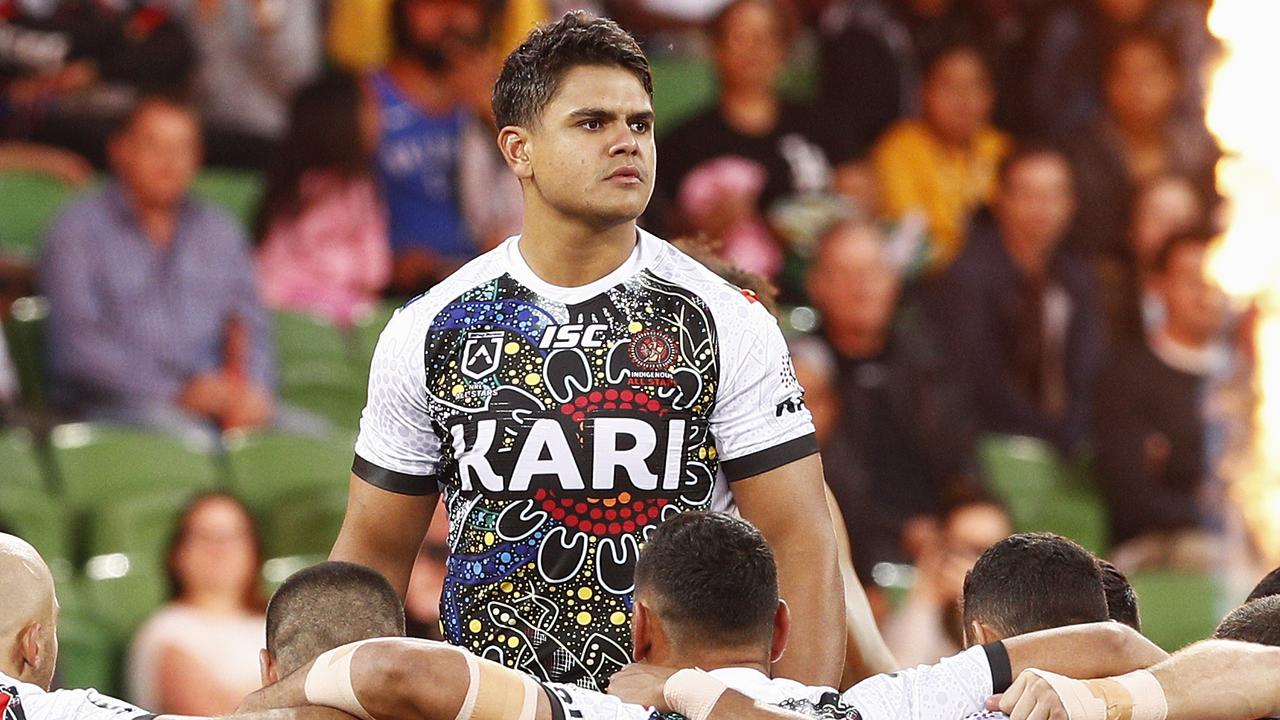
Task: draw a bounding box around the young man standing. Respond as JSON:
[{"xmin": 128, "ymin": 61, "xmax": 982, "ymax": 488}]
[{"xmin": 331, "ymin": 11, "xmax": 843, "ymax": 690}]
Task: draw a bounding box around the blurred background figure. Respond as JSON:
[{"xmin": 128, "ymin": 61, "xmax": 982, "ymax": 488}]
[
  {"xmin": 371, "ymin": 0, "xmax": 488, "ymax": 296},
  {"xmin": 1067, "ymin": 32, "xmax": 1218, "ymax": 262},
  {"xmin": 0, "ymin": 0, "xmax": 194, "ymax": 167},
  {"xmin": 872, "ymin": 42, "xmax": 1010, "ymax": 271},
  {"xmin": 254, "ymin": 71, "xmax": 391, "ymax": 329},
  {"xmin": 1096, "ymin": 234, "xmax": 1231, "ymax": 573},
  {"xmin": 127, "ymin": 493, "xmax": 266, "ymax": 715},
  {"xmin": 39, "ymin": 96, "xmax": 278, "ymax": 447},
  {"xmin": 170, "ymin": 0, "xmax": 322, "ymax": 169},
  {"xmin": 883, "ymin": 496, "xmax": 1011, "ymax": 666},
  {"xmin": 657, "ymin": 0, "xmax": 832, "ymax": 279},
  {"xmin": 404, "ymin": 503, "xmax": 449, "ymax": 641},
  {"xmin": 805, "ymin": 220, "xmax": 983, "ymax": 588},
  {"xmin": 926, "ymin": 146, "xmax": 1102, "ymax": 455}
]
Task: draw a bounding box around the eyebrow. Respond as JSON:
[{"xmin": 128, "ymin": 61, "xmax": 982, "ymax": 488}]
[{"xmin": 567, "ymin": 108, "xmax": 656, "ymax": 123}]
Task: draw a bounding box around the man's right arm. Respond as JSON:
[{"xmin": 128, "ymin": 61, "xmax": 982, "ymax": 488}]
[
  {"xmin": 329, "ymin": 477, "xmax": 437, "ymax": 598},
  {"xmin": 1003, "ymin": 622, "xmax": 1169, "ymax": 680}
]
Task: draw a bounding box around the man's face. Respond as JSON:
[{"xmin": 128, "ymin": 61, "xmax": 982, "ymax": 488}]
[
  {"xmin": 1157, "ymin": 243, "xmax": 1228, "ymax": 344},
  {"xmin": 807, "ymin": 225, "xmax": 901, "ymax": 340},
  {"xmin": 995, "ymin": 154, "xmax": 1077, "ymax": 261},
  {"xmin": 400, "ymin": 0, "xmax": 485, "ymax": 70},
  {"xmin": 712, "ymin": 1, "xmax": 786, "ymax": 94},
  {"xmin": 1095, "ymin": 0, "xmax": 1153, "ymax": 24},
  {"xmin": 1105, "ymin": 40, "xmax": 1178, "ymax": 130},
  {"xmin": 111, "ymin": 103, "xmax": 201, "ymax": 209},
  {"xmin": 524, "ymin": 65, "xmax": 656, "ymax": 227},
  {"xmin": 922, "ymin": 49, "xmax": 995, "ymax": 146}
]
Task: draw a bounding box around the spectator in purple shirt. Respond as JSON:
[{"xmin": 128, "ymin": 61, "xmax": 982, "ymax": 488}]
[{"xmin": 38, "ymin": 95, "xmax": 277, "ymax": 446}]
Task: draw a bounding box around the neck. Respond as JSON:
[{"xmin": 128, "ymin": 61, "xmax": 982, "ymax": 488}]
[
  {"xmin": 999, "ymin": 228, "xmax": 1050, "ymax": 278},
  {"xmin": 651, "ymin": 645, "xmax": 772, "ymax": 677},
  {"xmin": 180, "ymin": 591, "xmax": 247, "ymax": 615},
  {"xmin": 388, "ymin": 57, "xmax": 454, "ymax": 113},
  {"xmin": 720, "ymin": 86, "xmax": 779, "ymax": 136},
  {"xmin": 518, "ymin": 197, "xmax": 638, "ymax": 287},
  {"xmin": 133, "ymin": 200, "xmax": 179, "ymax": 248},
  {"xmin": 1114, "ymin": 117, "xmax": 1164, "ymax": 146},
  {"xmin": 824, "ymin": 325, "xmax": 887, "ymax": 359},
  {"xmin": 1, "ymin": 644, "xmax": 20, "ymax": 681}
]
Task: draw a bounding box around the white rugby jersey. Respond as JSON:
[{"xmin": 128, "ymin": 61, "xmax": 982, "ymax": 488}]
[
  {"xmin": 354, "ymin": 229, "xmax": 817, "ymax": 689},
  {"xmin": 543, "ymin": 642, "xmax": 1014, "ymax": 719},
  {"xmin": 0, "ymin": 672, "xmax": 152, "ymax": 720}
]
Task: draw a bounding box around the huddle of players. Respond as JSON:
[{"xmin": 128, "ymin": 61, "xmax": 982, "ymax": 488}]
[{"xmin": 5, "ymin": 514, "xmax": 1280, "ymax": 720}]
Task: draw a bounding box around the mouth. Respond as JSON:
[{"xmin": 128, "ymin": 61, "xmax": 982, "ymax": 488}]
[{"xmin": 605, "ymin": 166, "xmax": 643, "ymax": 184}]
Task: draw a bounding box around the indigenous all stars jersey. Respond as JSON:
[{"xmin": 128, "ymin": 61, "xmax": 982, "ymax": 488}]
[
  {"xmin": 0, "ymin": 673, "xmax": 153, "ymax": 720},
  {"xmin": 354, "ymin": 230, "xmax": 817, "ymax": 690}
]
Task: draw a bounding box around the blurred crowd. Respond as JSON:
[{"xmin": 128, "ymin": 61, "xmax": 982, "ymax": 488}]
[{"xmin": 0, "ymin": 0, "xmax": 1256, "ymax": 711}]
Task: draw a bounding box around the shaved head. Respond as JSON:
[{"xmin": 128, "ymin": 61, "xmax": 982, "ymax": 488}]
[{"xmin": 0, "ymin": 534, "xmax": 59, "ymax": 688}]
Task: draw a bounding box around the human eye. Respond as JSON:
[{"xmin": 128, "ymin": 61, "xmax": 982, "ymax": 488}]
[
  {"xmin": 629, "ymin": 120, "xmax": 650, "ymax": 134},
  {"xmin": 580, "ymin": 119, "xmax": 603, "ymax": 131}
]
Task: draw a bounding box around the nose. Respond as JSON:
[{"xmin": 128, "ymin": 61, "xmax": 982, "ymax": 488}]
[{"xmin": 608, "ymin": 128, "xmax": 640, "ymax": 157}]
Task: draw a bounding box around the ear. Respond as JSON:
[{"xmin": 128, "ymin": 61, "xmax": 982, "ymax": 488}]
[
  {"xmin": 259, "ymin": 648, "xmax": 278, "ymax": 687},
  {"xmin": 965, "ymin": 620, "xmax": 998, "ymax": 647},
  {"xmin": 18, "ymin": 623, "xmax": 41, "ymax": 671},
  {"xmin": 497, "ymin": 126, "xmax": 533, "ymax": 180},
  {"xmin": 769, "ymin": 600, "xmax": 791, "ymax": 665},
  {"xmin": 631, "ymin": 599, "xmax": 655, "ymax": 663}
]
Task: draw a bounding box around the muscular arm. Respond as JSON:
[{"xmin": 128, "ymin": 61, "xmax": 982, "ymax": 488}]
[
  {"xmin": 995, "ymin": 640, "xmax": 1280, "ymax": 720},
  {"xmin": 735, "ymin": 454, "xmax": 845, "ymax": 686},
  {"xmin": 1004, "ymin": 622, "xmax": 1169, "ymax": 680},
  {"xmin": 826, "ymin": 485, "xmax": 898, "ymax": 686},
  {"xmin": 329, "ymin": 477, "xmax": 438, "ymax": 598}
]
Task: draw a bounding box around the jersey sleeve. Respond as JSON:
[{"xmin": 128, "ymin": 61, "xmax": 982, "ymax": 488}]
[
  {"xmin": 840, "ymin": 643, "xmax": 1011, "ymax": 720},
  {"xmin": 353, "ymin": 303, "xmax": 444, "ymax": 495},
  {"xmin": 4, "ymin": 685, "xmax": 153, "ymax": 720},
  {"xmin": 541, "ymin": 682, "xmax": 663, "ymax": 720},
  {"xmin": 710, "ymin": 298, "xmax": 818, "ymax": 481}
]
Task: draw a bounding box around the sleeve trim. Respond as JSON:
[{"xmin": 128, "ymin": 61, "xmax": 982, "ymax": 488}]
[
  {"xmin": 540, "ymin": 683, "xmax": 565, "ymax": 720},
  {"xmin": 982, "ymin": 641, "xmax": 1013, "ymax": 695},
  {"xmin": 352, "ymin": 455, "xmax": 437, "ymax": 496},
  {"xmin": 720, "ymin": 433, "xmax": 819, "ymax": 482}
]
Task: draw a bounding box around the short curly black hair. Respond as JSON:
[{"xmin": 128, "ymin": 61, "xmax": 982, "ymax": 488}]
[{"xmin": 492, "ymin": 11, "xmax": 652, "ymax": 129}]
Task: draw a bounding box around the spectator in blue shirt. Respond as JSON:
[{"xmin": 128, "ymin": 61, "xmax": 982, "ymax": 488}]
[{"xmin": 38, "ymin": 95, "xmax": 276, "ymax": 447}]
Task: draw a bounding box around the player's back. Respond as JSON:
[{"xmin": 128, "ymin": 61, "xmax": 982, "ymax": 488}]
[{"xmin": 1, "ymin": 671, "xmax": 152, "ymax": 720}]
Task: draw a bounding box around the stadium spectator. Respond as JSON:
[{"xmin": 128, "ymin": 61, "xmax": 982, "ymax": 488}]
[
  {"xmin": 1096, "ymin": 234, "xmax": 1229, "ymax": 571},
  {"xmin": 1097, "ymin": 174, "xmax": 1208, "ymax": 346},
  {"xmin": 1025, "ymin": 0, "xmax": 1216, "ymax": 139},
  {"xmin": 815, "ymin": 0, "xmax": 986, "ymax": 160},
  {"xmin": 1213, "ymin": 595, "xmax": 1280, "ymax": 648},
  {"xmin": 0, "ymin": 142, "xmax": 94, "ymax": 186},
  {"xmin": 127, "ymin": 494, "xmax": 266, "ymax": 715},
  {"xmin": 1246, "ymin": 565, "xmax": 1280, "ymax": 603},
  {"xmin": 254, "ymin": 71, "xmax": 391, "ymax": 328},
  {"xmin": 1067, "ymin": 32, "xmax": 1219, "ymax": 259},
  {"xmin": 884, "ymin": 497, "xmax": 1012, "ymax": 666},
  {"xmin": 960, "ymin": 532, "xmax": 1110, "ymax": 645},
  {"xmin": 871, "ymin": 42, "xmax": 1011, "ymax": 271},
  {"xmin": 39, "ymin": 96, "xmax": 278, "ymax": 447},
  {"xmin": 372, "ymin": 0, "xmax": 487, "ymax": 295},
  {"xmin": 170, "ymin": 0, "xmax": 321, "ymax": 169},
  {"xmin": 806, "ymin": 220, "xmax": 983, "ymax": 583},
  {"xmin": 657, "ymin": 0, "xmax": 832, "ymax": 261},
  {"xmin": 0, "ymin": 0, "xmax": 193, "ymax": 167},
  {"xmin": 926, "ymin": 146, "xmax": 1103, "ymax": 454},
  {"xmin": 1098, "ymin": 558, "xmax": 1141, "ymax": 631}
]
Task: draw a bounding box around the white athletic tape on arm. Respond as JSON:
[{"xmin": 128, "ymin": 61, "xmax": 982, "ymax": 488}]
[
  {"xmin": 1114, "ymin": 670, "xmax": 1168, "ymax": 720},
  {"xmin": 453, "ymin": 649, "xmax": 480, "ymax": 720},
  {"xmin": 1025, "ymin": 669, "xmax": 1168, "ymax": 720},
  {"xmin": 450, "ymin": 647, "xmax": 539, "ymax": 720},
  {"xmin": 663, "ymin": 669, "xmax": 728, "ymax": 720},
  {"xmin": 304, "ymin": 641, "xmax": 378, "ymax": 720},
  {"xmin": 1026, "ymin": 670, "xmax": 1107, "ymax": 720}
]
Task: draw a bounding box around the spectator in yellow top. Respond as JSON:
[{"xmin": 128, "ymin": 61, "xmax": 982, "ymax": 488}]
[{"xmin": 872, "ymin": 42, "xmax": 1011, "ymax": 271}]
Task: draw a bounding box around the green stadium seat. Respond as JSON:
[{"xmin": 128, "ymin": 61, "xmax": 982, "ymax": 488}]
[
  {"xmin": 650, "ymin": 55, "xmax": 717, "ymax": 136},
  {"xmin": 1131, "ymin": 570, "xmax": 1223, "ymax": 651},
  {"xmin": 261, "ymin": 553, "xmax": 326, "ymax": 596},
  {"xmin": 0, "ymin": 426, "xmax": 50, "ymax": 490},
  {"xmin": 979, "ymin": 434, "xmax": 1108, "ymax": 554},
  {"xmin": 49, "ymin": 423, "xmax": 222, "ymax": 514},
  {"xmin": 3, "ymin": 296, "xmax": 50, "ymax": 409},
  {"xmin": 274, "ymin": 310, "xmax": 360, "ymax": 386},
  {"xmin": 190, "ymin": 169, "xmax": 263, "ymax": 230},
  {"xmin": 0, "ymin": 484, "xmax": 73, "ymax": 582},
  {"xmin": 0, "ymin": 172, "xmax": 85, "ymax": 259},
  {"xmin": 56, "ymin": 610, "xmax": 120, "ymax": 694},
  {"xmin": 279, "ymin": 381, "xmax": 366, "ymax": 432},
  {"xmin": 81, "ymin": 552, "xmax": 169, "ymax": 644},
  {"xmin": 265, "ymin": 486, "xmax": 349, "ymax": 559},
  {"xmin": 353, "ymin": 300, "xmax": 400, "ymax": 371},
  {"xmin": 225, "ymin": 432, "xmax": 354, "ymax": 515},
  {"xmin": 86, "ymin": 490, "xmax": 196, "ymax": 560}
]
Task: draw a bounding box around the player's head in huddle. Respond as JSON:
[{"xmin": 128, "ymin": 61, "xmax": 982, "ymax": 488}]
[
  {"xmin": 262, "ymin": 561, "xmax": 406, "ymax": 685},
  {"xmin": 631, "ymin": 512, "xmax": 787, "ymax": 671},
  {"xmin": 1097, "ymin": 559, "xmax": 1140, "ymax": 631},
  {"xmin": 0, "ymin": 534, "xmax": 58, "ymax": 689},
  {"xmin": 961, "ymin": 532, "xmax": 1109, "ymax": 646},
  {"xmin": 1214, "ymin": 594, "xmax": 1280, "ymax": 648},
  {"xmin": 493, "ymin": 11, "xmax": 656, "ymax": 229}
]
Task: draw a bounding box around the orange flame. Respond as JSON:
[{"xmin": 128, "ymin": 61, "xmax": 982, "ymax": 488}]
[{"xmin": 1205, "ymin": 1, "xmax": 1280, "ymax": 564}]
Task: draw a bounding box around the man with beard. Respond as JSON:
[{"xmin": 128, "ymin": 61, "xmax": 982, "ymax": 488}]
[{"xmin": 370, "ymin": 0, "xmax": 491, "ymax": 294}]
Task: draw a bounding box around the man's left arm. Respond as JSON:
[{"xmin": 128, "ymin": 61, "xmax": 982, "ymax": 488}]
[
  {"xmin": 734, "ymin": 455, "xmax": 843, "ymax": 685},
  {"xmin": 223, "ymin": 220, "xmax": 277, "ymax": 393}
]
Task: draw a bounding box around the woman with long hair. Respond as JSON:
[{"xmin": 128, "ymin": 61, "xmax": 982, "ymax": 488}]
[
  {"xmin": 127, "ymin": 494, "xmax": 267, "ymax": 714},
  {"xmin": 255, "ymin": 70, "xmax": 391, "ymax": 328}
]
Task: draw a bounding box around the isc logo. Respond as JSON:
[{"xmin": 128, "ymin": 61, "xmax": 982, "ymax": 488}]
[{"xmin": 538, "ymin": 323, "xmax": 608, "ymax": 349}]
